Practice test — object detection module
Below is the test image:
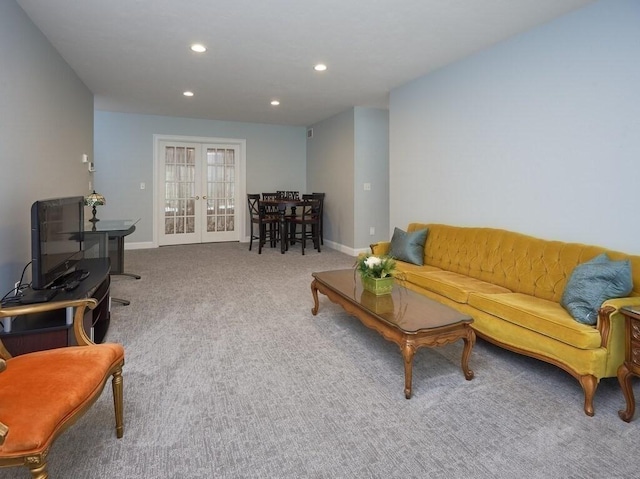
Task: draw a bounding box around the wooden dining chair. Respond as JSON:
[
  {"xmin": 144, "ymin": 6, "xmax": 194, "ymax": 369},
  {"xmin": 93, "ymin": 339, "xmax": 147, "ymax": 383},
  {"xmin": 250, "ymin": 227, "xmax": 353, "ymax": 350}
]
[
  {"xmin": 0, "ymin": 298, "xmax": 124, "ymax": 479},
  {"xmin": 261, "ymin": 192, "xmax": 280, "ymax": 215},
  {"xmin": 288, "ymin": 197, "xmax": 321, "ymax": 255},
  {"xmin": 311, "ymin": 192, "xmax": 325, "ymax": 245},
  {"xmin": 248, "ymin": 194, "xmax": 278, "ymax": 253}
]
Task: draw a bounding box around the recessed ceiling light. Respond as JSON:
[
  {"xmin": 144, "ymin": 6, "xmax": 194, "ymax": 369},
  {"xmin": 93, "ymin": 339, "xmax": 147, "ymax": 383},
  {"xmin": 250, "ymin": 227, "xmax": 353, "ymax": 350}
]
[
  {"xmin": 314, "ymin": 63, "xmax": 327, "ymax": 72},
  {"xmin": 183, "ymin": 91, "xmax": 194, "ymax": 97},
  {"xmin": 270, "ymin": 100, "xmax": 280, "ymax": 106},
  {"xmin": 190, "ymin": 44, "xmax": 207, "ymax": 53}
]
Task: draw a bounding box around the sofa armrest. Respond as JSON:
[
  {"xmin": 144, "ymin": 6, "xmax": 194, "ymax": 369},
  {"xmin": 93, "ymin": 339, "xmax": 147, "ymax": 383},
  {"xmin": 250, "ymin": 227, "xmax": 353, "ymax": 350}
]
[
  {"xmin": 370, "ymin": 241, "xmax": 391, "ymax": 255},
  {"xmin": 598, "ymin": 297, "xmax": 640, "ymax": 348}
]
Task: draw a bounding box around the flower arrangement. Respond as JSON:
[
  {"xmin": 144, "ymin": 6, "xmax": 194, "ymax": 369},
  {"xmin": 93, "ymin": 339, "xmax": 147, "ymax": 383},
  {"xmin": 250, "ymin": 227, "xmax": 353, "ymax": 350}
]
[{"xmin": 355, "ymin": 254, "xmax": 396, "ymax": 279}]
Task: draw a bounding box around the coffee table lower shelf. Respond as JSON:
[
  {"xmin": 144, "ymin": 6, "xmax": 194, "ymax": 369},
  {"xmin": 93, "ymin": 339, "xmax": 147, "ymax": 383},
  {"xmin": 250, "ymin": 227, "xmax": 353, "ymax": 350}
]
[{"xmin": 311, "ymin": 272, "xmax": 475, "ymax": 399}]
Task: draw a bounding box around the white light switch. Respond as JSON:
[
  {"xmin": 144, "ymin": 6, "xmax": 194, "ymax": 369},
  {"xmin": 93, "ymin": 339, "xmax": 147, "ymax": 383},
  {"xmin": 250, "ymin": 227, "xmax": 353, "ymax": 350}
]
[
  {"xmin": 140, "ymin": 182, "xmax": 146, "ymax": 190},
  {"xmin": 364, "ymin": 183, "xmax": 371, "ymax": 191}
]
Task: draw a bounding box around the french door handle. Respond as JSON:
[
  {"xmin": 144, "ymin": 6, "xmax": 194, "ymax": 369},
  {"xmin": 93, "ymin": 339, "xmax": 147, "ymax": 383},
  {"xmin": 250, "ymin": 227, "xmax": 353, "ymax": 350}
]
[
  {"xmin": 202, "ymin": 196, "xmax": 207, "ymax": 199},
  {"xmin": 192, "ymin": 196, "xmax": 200, "ymax": 200}
]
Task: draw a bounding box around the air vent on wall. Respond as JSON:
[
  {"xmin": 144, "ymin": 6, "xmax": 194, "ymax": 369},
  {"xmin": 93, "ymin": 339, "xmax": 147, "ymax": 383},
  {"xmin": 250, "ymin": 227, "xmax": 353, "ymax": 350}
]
[{"xmin": 307, "ymin": 128, "xmax": 313, "ymax": 139}]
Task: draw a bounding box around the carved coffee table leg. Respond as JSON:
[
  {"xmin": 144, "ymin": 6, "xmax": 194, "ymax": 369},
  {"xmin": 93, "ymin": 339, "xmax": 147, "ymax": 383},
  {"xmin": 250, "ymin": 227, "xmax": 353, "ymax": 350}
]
[
  {"xmin": 618, "ymin": 363, "xmax": 636, "ymax": 422},
  {"xmin": 402, "ymin": 342, "xmax": 416, "ymax": 399},
  {"xmin": 461, "ymin": 327, "xmax": 475, "ymax": 380},
  {"xmin": 311, "ymin": 280, "xmax": 320, "ymax": 315}
]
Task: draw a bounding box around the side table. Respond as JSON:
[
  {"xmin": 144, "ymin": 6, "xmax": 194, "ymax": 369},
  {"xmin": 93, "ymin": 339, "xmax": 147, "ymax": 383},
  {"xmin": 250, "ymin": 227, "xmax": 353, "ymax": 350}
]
[
  {"xmin": 617, "ymin": 305, "xmax": 640, "ymax": 422},
  {"xmin": 85, "ymin": 219, "xmax": 140, "ymax": 306}
]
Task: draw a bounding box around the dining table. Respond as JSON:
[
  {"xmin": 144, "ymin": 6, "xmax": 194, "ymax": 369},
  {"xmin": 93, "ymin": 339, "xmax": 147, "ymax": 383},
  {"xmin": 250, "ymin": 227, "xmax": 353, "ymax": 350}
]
[{"xmin": 260, "ymin": 198, "xmax": 305, "ymax": 254}]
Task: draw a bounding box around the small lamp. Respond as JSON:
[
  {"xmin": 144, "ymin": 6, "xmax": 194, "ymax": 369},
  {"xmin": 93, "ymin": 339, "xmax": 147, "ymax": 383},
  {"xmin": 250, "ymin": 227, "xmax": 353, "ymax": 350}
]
[{"xmin": 85, "ymin": 190, "xmax": 106, "ymax": 224}]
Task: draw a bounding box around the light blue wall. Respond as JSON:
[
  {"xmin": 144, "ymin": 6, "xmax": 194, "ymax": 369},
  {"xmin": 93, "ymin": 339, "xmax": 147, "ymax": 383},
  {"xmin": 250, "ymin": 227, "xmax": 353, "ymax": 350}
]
[
  {"xmin": 354, "ymin": 107, "xmax": 389, "ymax": 249},
  {"xmin": 94, "ymin": 111, "xmax": 307, "ymax": 243},
  {"xmin": 390, "ymin": 0, "xmax": 640, "ymax": 254},
  {"xmin": 307, "ymin": 107, "xmax": 389, "ymax": 252},
  {"xmin": 307, "ymin": 109, "xmax": 355, "ymax": 248},
  {"xmin": 0, "ymin": 0, "xmax": 94, "ymax": 292}
]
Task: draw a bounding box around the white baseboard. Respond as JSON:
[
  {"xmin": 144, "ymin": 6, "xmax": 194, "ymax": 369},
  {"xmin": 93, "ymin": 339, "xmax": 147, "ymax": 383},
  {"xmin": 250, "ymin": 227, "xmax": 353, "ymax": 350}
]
[
  {"xmin": 124, "ymin": 241, "xmax": 155, "ymax": 250},
  {"xmin": 127, "ymin": 239, "xmax": 366, "ymax": 256}
]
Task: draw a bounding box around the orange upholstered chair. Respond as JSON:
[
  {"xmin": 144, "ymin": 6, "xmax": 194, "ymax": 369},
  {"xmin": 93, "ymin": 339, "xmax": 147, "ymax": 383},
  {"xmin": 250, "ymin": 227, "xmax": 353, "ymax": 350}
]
[{"xmin": 0, "ymin": 298, "xmax": 124, "ymax": 479}]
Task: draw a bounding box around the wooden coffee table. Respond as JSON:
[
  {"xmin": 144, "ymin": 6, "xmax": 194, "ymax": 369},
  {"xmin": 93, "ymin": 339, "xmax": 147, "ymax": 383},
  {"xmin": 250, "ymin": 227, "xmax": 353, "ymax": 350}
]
[{"xmin": 311, "ymin": 269, "xmax": 475, "ymax": 398}]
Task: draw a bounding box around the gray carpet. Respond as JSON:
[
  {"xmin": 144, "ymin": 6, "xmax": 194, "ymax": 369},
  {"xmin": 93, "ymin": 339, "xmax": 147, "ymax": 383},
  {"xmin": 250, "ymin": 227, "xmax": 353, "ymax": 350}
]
[{"xmin": 3, "ymin": 242, "xmax": 640, "ymax": 478}]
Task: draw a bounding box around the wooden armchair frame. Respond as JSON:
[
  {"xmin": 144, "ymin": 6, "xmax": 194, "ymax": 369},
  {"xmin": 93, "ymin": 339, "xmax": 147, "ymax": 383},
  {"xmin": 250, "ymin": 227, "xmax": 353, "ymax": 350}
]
[{"xmin": 0, "ymin": 298, "xmax": 124, "ymax": 479}]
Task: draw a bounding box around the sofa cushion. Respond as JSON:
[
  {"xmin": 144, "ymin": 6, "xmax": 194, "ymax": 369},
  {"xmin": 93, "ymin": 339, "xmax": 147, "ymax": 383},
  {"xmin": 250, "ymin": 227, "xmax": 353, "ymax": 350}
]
[
  {"xmin": 469, "ymin": 292, "xmax": 602, "ymax": 349},
  {"xmin": 561, "ymin": 253, "xmax": 633, "ymax": 325},
  {"xmin": 407, "ymin": 270, "xmax": 512, "ymax": 304},
  {"xmin": 394, "ymin": 261, "xmax": 442, "ymax": 276},
  {"xmin": 389, "ymin": 227, "xmax": 428, "ymax": 265}
]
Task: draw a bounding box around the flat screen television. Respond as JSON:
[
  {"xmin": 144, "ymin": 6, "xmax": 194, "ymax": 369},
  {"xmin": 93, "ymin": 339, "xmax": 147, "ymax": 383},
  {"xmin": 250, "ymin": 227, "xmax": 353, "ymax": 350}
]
[{"xmin": 31, "ymin": 196, "xmax": 85, "ymax": 290}]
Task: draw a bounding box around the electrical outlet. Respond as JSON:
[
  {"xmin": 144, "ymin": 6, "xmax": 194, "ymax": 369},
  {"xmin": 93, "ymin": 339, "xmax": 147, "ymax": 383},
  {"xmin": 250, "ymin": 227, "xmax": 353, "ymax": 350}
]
[
  {"xmin": 14, "ymin": 281, "xmax": 20, "ymax": 296},
  {"xmin": 364, "ymin": 183, "xmax": 371, "ymax": 191}
]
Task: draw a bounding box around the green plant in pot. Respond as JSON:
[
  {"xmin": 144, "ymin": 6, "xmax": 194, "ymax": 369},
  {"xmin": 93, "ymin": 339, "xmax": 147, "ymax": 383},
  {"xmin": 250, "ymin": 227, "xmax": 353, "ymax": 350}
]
[{"xmin": 355, "ymin": 254, "xmax": 396, "ymax": 295}]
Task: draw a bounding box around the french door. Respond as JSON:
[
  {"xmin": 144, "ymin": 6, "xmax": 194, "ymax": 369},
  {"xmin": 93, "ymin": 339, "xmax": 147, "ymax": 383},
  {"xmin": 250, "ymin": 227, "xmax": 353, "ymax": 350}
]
[{"xmin": 157, "ymin": 139, "xmax": 242, "ymax": 246}]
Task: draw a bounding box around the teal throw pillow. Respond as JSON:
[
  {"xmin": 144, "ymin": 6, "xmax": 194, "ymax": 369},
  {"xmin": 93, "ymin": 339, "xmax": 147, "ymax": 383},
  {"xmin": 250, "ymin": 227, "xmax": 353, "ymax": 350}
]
[
  {"xmin": 561, "ymin": 253, "xmax": 633, "ymax": 325},
  {"xmin": 388, "ymin": 227, "xmax": 428, "ymax": 266}
]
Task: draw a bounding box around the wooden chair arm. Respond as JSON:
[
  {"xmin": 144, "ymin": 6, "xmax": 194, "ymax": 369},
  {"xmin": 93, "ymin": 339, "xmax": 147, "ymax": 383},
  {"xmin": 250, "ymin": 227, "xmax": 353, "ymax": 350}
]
[
  {"xmin": 0, "ymin": 298, "xmax": 98, "ymax": 356},
  {"xmin": 0, "ymin": 298, "xmax": 97, "ymax": 319}
]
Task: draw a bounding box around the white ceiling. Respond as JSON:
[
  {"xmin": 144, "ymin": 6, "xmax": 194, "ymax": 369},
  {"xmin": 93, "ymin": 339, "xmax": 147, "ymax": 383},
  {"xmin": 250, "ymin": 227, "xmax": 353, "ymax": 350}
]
[{"xmin": 17, "ymin": 0, "xmax": 593, "ymax": 127}]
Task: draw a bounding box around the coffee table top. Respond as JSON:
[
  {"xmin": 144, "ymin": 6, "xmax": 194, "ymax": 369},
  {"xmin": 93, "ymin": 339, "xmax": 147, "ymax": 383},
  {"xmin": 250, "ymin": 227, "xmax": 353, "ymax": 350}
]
[{"xmin": 312, "ymin": 269, "xmax": 472, "ymax": 334}]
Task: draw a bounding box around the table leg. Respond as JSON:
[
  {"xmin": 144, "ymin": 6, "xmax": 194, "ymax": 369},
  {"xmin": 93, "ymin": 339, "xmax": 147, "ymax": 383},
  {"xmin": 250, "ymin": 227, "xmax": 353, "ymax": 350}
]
[
  {"xmin": 461, "ymin": 327, "xmax": 476, "ymax": 380},
  {"xmin": 279, "ymin": 206, "xmax": 287, "ymax": 254},
  {"xmin": 618, "ymin": 363, "xmax": 636, "ymax": 422},
  {"xmin": 311, "ymin": 280, "xmax": 320, "ymax": 315},
  {"xmin": 402, "ymin": 342, "xmax": 416, "ymax": 399}
]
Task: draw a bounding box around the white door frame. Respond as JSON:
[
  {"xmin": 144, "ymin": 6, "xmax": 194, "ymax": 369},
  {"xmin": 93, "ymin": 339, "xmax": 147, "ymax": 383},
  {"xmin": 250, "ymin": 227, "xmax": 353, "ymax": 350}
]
[{"xmin": 153, "ymin": 134, "xmax": 247, "ymax": 247}]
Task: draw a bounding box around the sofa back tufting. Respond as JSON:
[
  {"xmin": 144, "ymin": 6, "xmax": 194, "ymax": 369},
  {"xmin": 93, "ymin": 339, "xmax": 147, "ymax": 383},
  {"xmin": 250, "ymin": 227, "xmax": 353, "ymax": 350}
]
[{"xmin": 407, "ymin": 223, "xmax": 640, "ymax": 303}]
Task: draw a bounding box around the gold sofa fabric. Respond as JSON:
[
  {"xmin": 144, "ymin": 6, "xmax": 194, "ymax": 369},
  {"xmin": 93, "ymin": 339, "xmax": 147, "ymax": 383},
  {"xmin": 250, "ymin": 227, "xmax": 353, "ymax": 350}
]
[
  {"xmin": 372, "ymin": 223, "xmax": 640, "ymax": 416},
  {"xmin": 468, "ymin": 292, "xmax": 602, "ymax": 350},
  {"xmin": 405, "ymin": 222, "xmax": 640, "ymax": 301},
  {"xmin": 405, "ymin": 270, "xmax": 511, "ymax": 304}
]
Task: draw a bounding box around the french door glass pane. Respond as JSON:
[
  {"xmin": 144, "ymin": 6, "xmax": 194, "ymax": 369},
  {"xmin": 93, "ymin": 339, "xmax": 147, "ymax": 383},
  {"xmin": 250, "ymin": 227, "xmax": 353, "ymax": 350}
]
[
  {"xmin": 164, "ymin": 146, "xmax": 196, "ymax": 236},
  {"xmin": 206, "ymin": 147, "xmax": 235, "ymax": 232}
]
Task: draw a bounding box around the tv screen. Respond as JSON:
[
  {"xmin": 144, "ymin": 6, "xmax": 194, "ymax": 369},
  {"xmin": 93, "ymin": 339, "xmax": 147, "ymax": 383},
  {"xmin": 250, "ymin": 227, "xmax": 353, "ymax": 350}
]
[{"xmin": 31, "ymin": 196, "xmax": 85, "ymax": 290}]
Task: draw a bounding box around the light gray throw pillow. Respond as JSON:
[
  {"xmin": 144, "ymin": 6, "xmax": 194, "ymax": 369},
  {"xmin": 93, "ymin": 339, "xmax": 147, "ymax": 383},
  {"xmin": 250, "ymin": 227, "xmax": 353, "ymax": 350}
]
[
  {"xmin": 388, "ymin": 227, "xmax": 428, "ymax": 266},
  {"xmin": 561, "ymin": 253, "xmax": 633, "ymax": 325}
]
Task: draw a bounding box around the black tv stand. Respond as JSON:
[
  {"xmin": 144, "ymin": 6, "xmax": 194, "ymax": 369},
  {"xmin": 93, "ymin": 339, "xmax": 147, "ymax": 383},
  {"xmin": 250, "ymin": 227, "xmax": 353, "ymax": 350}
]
[{"xmin": 0, "ymin": 258, "xmax": 110, "ymax": 356}]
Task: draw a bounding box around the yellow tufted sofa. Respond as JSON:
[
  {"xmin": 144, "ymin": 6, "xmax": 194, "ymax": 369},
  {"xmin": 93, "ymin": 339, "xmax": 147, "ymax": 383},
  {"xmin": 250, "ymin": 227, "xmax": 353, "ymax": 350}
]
[{"xmin": 371, "ymin": 223, "xmax": 640, "ymax": 416}]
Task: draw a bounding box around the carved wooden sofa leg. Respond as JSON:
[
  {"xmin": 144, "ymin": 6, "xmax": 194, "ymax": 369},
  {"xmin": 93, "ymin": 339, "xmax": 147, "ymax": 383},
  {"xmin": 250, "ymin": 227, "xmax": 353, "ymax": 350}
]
[{"xmin": 579, "ymin": 374, "xmax": 598, "ymax": 417}]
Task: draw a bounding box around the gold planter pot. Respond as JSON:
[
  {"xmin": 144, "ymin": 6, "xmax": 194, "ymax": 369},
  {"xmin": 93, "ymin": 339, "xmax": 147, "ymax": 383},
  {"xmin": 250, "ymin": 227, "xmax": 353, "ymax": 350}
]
[{"xmin": 361, "ymin": 275, "xmax": 394, "ymax": 296}]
